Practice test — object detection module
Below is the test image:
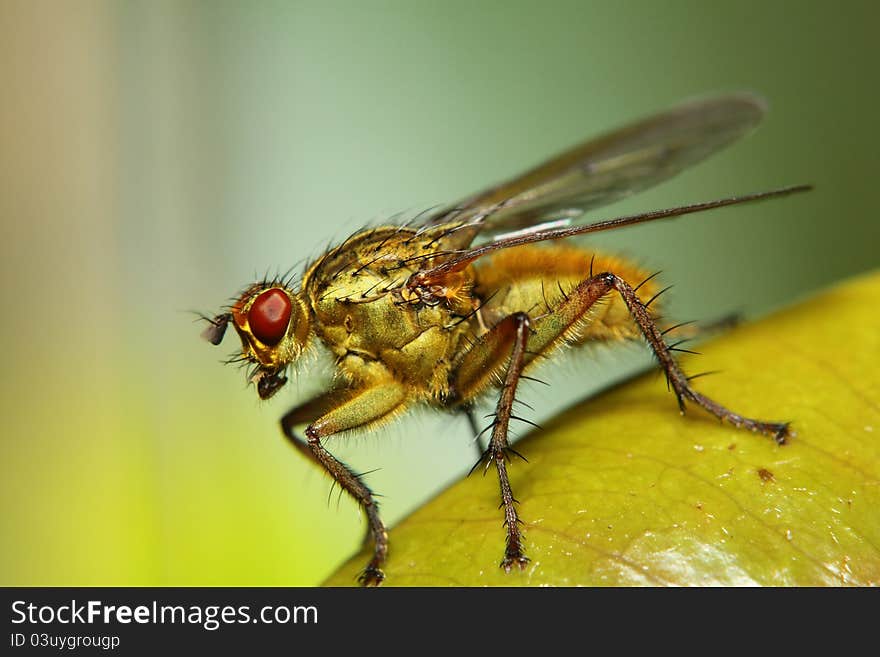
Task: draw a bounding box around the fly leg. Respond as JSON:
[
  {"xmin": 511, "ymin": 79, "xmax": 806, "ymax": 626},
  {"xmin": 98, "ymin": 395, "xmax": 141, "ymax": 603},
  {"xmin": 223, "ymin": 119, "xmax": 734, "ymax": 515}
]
[
  {"xmin": 559, "ymin": 272, "xmax": 791, "ymax": 443},
  {"xmin": 449, "ymin": 273, "xmax": 788, "ymax": 574},
  {"xmin": 280, "ymin": 382, "xmax": 408, "ymax": 586},
  {"xmin": 451, "ymin": 312, "xmax": 533, "ymax": 571},
  {"xmin": 463, "ymin": 407, "xmax": 485, "ymax": 460}
]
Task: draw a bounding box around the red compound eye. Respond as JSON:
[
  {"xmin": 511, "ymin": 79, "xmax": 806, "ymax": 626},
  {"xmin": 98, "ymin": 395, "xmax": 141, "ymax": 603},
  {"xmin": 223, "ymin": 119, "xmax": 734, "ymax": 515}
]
[{"xmin": 248, "ymin": 288, "xmax": 292, "ymax": 346}]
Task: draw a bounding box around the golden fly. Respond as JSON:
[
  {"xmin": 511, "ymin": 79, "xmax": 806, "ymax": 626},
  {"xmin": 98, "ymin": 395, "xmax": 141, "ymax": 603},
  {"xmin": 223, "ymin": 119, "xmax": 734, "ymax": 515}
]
[{"xmin": 200, "ymin": 93, "xmax": 811, "ymax": 585}]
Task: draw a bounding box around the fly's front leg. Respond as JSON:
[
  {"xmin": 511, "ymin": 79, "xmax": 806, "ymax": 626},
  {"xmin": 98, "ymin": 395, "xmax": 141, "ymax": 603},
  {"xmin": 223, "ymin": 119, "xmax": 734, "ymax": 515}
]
[
  {"xmin": 452, "ymin": 312, "xmax": 533, "ymax": 571},
  {"xmin": 569, "ymin": 272, "xmax": 791, "ymax": 443},
  {"xmin": 281, "ymin": 382, "xmax": 408, "ymax": 586}
]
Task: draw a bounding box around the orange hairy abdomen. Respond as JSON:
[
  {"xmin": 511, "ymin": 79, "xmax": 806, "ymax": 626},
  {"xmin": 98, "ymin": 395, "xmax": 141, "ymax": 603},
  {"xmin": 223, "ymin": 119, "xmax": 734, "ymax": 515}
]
[{"xmin": 473, "ymin": 244, "xmax": 659, "ymax": 342}]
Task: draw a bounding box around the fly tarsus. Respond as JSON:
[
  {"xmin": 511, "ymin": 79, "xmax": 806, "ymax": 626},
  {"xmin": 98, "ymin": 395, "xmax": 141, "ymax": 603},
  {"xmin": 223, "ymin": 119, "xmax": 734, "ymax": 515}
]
[
  {"xmin": 501, "ymin": 551, "xmax": 530, "ymax": 572},
  {"xmin": 680, "ymin": 385, "xmax": 792, "ymax": 443},
  {"xmin": 357, "ymin": 564, "xmax": 386, "ymax": 587}
]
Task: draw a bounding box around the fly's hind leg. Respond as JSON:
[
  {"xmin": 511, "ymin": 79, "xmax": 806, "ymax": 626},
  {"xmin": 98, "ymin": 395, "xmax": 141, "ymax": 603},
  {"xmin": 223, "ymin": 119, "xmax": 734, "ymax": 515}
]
[
  {"xmin": 564, "ymin": 272, "xmax": 791, "ymax": 443},
  {"xmin": 450, "ymin": 269, "xmax": 789, "ymax": 576},
  {"xmin": 281, "ymin": 382, "xmax": 408, "ymax": 586}
]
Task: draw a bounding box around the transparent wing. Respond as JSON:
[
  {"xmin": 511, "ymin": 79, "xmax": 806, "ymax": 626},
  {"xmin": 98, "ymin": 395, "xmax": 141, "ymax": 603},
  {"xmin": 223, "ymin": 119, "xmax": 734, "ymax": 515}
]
[
  {"xmin": 423, "ymin": 92, "xmax": 767, "ymax": 238},
  {"xmin": 409, "ymin": 185, "xmax": 811, "ymax": 290}
]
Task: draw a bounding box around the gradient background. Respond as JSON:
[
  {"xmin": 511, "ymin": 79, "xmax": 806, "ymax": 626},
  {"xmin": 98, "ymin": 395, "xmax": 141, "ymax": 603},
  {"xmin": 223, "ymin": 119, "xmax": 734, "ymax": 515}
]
[{"xmin": 1, "ymin": 1, "xmax": 876, "ymax": 585}]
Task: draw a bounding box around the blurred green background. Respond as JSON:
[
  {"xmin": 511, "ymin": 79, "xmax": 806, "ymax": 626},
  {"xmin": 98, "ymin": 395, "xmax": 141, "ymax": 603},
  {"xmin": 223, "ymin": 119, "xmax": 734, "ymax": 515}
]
[{"xmin": 1, "ymin": 0, "xmax": 876, "ymax": 585}]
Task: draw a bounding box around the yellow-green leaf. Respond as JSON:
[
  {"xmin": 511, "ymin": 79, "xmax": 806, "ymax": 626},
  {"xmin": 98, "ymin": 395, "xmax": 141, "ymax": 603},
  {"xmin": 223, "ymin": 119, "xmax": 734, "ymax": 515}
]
[{"xmin": 325, "ymin": 272, "xmax": 880, "ymax": 586}]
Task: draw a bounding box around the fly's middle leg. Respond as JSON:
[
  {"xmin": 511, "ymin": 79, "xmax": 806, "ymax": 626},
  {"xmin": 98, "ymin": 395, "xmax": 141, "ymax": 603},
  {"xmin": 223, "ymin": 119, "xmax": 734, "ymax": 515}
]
[
  {"xmin": 463, "ymin": 407, "xmax": 486, "ymax": 460},
  {"xmin": 451, "ymin": 312, "xmax": 533, "ymax": 571}
]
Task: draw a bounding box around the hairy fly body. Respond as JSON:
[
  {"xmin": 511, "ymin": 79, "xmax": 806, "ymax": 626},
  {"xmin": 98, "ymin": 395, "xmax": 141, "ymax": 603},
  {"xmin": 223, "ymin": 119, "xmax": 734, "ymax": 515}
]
[{"xmin": 201, "ymin": 93, "xmax": 811, "ymax": 585}]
